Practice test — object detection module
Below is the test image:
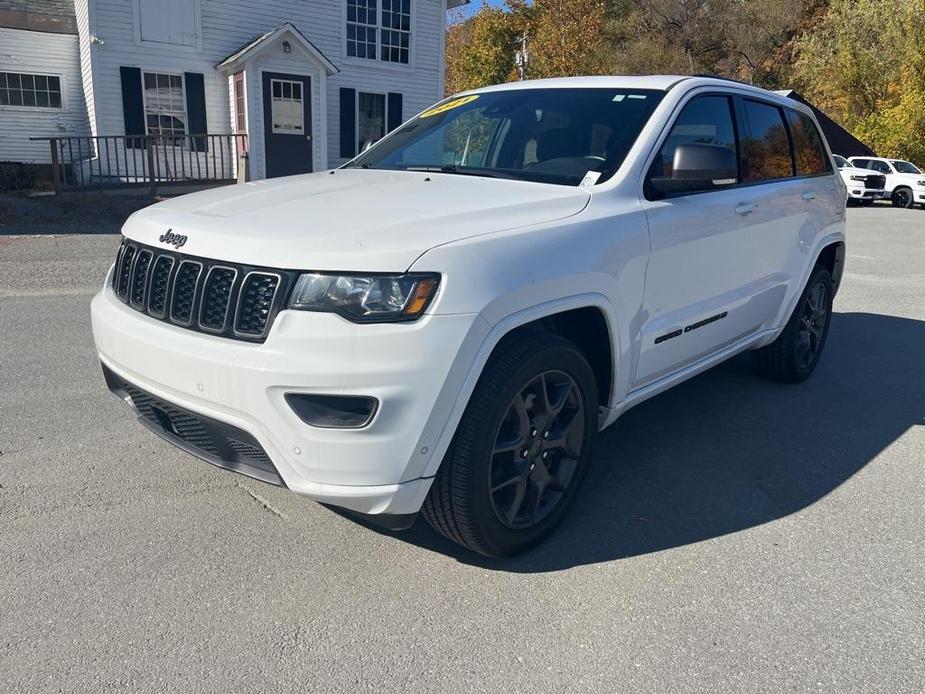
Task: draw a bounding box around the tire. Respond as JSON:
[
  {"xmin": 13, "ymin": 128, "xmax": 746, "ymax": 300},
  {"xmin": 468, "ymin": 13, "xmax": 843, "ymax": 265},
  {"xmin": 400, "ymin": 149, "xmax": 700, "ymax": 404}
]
[
  {"xmin": 752, "ymin": 265, "xmax": 834, "ymax": 383},
  {"xmin": 422, "ymin": 333, "xmax": 598, "ymax": 557},
  {"xmin": 892, "ymin": 187, "xmax": 914, "ymax": 208}
]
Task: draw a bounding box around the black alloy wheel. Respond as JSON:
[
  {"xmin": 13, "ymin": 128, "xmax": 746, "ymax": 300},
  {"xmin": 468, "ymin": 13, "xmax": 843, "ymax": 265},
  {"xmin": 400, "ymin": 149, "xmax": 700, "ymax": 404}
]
[
  {"xmin": 892, "ymin": 187, "xmax": 913, "ymax": 208},
  {"xmin": 795, "ymin": 281, "xmax": 829, "ymax": 371},
  {"xmin": 488, "ymin": 370, "xmax": 585, "ymax": 530}
]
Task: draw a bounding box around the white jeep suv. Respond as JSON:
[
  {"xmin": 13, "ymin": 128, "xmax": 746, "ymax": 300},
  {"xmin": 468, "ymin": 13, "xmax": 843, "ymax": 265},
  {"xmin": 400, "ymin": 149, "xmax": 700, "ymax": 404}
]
[
  {"xmin": 833, "ymin": 154, "xmax": 886, "ymax": 203},
  {"xmin": 91, "ymin": 76, "xmax": 846, "ymax": 557},
  {"xmin": 847, "ymin": 156, "xmax": 925, "ymax": 208}
]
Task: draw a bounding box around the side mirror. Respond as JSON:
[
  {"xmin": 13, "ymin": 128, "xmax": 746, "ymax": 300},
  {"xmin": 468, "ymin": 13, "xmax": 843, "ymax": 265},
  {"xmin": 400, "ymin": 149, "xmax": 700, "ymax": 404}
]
[{"xmin": 648, "ymin": 143, "xmax": 738, "ymax": 197}]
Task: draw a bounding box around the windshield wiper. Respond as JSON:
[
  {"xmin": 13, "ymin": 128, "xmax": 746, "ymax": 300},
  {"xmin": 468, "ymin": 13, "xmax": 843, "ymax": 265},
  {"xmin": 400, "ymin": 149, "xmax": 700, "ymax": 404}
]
[{"xmin": 404, "ymin": 165, "xmax": 519, "ymax": 180}]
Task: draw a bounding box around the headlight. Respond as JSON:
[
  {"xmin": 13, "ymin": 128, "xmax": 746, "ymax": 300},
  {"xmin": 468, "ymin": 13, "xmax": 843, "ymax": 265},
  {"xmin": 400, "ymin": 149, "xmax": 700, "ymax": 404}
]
[
  {"xmin": 288, "ymin": 272, "xmax": 440, "ymax": 322},
  {"xmin": 849, "ymin": 175, "xmax": 867, "ymax": 181}
]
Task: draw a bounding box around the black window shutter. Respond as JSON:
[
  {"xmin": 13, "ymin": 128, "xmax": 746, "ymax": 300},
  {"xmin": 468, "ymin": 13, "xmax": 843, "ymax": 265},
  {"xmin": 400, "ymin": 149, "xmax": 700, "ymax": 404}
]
[
  {"xmin": 340, "ymin": 88, "xmax": 356, "ymax": 158},
  {"xmin": 120, "ymin": 66, "xmax": 145, "ymax": 149},
  {"xmin": 387, "ymin": 92, "xmax": 403, "ymax": 133},
  {"xmin": 184, "ymin": 72, "xmax": 208, "ymax": 153}
]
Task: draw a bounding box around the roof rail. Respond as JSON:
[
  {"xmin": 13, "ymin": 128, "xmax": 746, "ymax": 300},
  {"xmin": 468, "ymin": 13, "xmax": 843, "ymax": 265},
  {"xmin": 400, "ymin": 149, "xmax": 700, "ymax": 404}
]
[{"xmin": 690, "ymin": 73, "xmax": 756, "ymax": 88}]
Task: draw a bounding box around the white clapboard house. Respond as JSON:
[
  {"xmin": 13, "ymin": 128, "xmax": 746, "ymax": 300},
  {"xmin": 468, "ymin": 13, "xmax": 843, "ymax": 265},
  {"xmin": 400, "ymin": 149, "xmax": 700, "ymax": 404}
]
[{"xmin": 0, "ymin": 0, "xmax": 464, "ymax": 186}]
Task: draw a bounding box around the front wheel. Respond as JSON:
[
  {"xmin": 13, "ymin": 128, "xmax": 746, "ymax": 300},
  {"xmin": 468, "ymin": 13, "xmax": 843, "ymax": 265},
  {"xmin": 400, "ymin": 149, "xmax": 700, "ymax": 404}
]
[
  {"xmin": 422, "ymin": 333, "xmax": 597, "ymax": 557},
  {"xmin": 892, "ymin": 187, "xmax": 914, "ymax": 208},
  {"xmin": 752, "ymin": 265, "xmax": 834, "ymax": 383}
]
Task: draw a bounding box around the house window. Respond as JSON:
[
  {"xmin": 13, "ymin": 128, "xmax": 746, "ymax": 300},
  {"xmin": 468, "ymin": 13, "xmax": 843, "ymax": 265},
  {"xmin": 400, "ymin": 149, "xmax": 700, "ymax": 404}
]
[
  {"xmin": 271, "ymin": 79, "xmax": 304, "ymax": 134},
  {"xmin": 381, "ymin": 0, "xmax": 411, "ymax": 63},
  {"xmin": 347, "ymin": 0, "xmax": 411, "ymax": 64},
  {"xmin": 143, "ymin": 71, "xmax": 187, "ymax": 139},
  {"xmin": 357, "ymin": 92, "xmax": 386, "ymax": 151},
  {"xmin": 347, "ymin": 0, "xmax": 379, "ymax": 59},
  {"xmin": 138, "ymin": 0, "xmax": 198, "ymax": 46},
  {"xmin": 233, "ymin": 72, "xmax": 246, "ymax": 132},
  {"xmin": 0, "ymin": 72, "xmax": 62, "ymax": 108}
]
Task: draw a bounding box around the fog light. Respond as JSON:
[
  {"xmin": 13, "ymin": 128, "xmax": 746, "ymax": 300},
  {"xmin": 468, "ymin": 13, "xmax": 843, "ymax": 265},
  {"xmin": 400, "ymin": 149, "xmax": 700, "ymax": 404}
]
[{"xmin": 285, "ymin": 393, "xmax": 378, "ymax": 429}]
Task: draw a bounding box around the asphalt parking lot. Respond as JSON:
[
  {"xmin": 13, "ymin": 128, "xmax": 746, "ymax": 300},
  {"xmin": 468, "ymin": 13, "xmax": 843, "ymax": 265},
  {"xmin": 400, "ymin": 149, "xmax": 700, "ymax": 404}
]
[{"xmin": 1, "ymin": 206, "xmax": 923, "ymax": 692}]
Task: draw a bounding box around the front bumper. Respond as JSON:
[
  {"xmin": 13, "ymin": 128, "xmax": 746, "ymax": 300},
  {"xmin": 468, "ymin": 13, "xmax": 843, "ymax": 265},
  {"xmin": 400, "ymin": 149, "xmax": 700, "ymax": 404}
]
[
  {"xmin": 91, "ymin": 280, "xmax": 483, "ymax": 515},
  {"xmin": 847, "ymin": 188, "xmax": 886, "ymax": 200}
]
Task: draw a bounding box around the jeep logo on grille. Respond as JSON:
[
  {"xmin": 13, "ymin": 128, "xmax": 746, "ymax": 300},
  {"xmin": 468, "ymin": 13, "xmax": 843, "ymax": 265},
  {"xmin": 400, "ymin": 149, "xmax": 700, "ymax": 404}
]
[{"xmin": 159, "ymin": 230, "xmax": 188, "ymax": 249}]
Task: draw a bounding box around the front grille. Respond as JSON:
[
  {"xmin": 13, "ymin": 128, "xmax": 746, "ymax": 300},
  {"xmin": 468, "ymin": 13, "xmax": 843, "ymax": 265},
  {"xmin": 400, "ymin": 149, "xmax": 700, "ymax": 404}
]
[
  {"xmin": 199, "ymin": 267, "xmax": 236, "ymax": 331},
  {"xmin": 102, "ymin": 363, "xmax": 285, "ymax": 487},
  {"xmin": 865, "ymin": 174, "xmax": 886, "ymax": 189},
  {"xmin": 111, "ymin": 239, "xmax": 296, "ymax": 342}
]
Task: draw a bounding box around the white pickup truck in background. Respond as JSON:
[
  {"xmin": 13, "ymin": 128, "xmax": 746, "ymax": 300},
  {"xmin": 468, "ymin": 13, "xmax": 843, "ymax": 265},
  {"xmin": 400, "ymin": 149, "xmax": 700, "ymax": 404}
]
[
  {"xmin": 848, "ymin": 156, "xmax": 925, "ymax": 209},
  {"xmin": 833, "ymin": 154, "xmax": 886, "ymax": 205}
]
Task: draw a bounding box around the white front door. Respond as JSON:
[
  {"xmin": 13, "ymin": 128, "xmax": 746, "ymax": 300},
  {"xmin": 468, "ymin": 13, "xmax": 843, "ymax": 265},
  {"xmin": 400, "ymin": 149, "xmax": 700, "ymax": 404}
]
[{"xmin": 633, "ymin": 93, "xmax": 800, "ymax": 389}]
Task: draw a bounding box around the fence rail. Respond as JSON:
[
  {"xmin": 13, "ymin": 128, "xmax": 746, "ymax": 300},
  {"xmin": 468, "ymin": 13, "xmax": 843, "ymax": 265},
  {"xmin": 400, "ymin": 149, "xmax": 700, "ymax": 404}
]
[{"xmin": 29, "ymin": 133, "xmax": 248, "ymax": 195}]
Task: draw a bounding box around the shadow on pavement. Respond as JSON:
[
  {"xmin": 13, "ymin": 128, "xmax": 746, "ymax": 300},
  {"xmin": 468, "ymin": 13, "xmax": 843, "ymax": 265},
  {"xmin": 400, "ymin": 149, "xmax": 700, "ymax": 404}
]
[{"xmin": 351, "ymin": 312, "xmax": 925, "ymax": 572}]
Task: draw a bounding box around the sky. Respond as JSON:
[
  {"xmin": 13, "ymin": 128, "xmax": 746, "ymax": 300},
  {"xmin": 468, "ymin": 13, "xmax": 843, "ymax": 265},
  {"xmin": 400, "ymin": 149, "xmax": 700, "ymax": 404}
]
[{"xmin": 456, "ymin": 0, "xmax": 510, "ymax": 19}]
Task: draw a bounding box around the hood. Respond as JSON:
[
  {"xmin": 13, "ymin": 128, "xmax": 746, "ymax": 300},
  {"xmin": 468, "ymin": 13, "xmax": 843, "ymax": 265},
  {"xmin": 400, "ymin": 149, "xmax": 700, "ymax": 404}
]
[
  {"xmin": 839, "ymin": 166, "xmax": 881, "ymax": 177},
  {"xmin": 122, "ymin": 169, "xmax": 590, "ymax": 272}
]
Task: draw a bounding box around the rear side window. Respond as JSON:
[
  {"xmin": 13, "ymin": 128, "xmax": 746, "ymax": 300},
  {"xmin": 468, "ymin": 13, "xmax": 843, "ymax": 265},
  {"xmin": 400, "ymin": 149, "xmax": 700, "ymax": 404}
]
[
  {"xmin": 646, "ymin": 95, "xmax": 738, "ymax": 196},
  {"xmin": 787, "ymin": 110, "xmax": 831, "ymax": 175},
  {"xmin": 869, "ymin": 160, "xmax": 891, "ymax": 174},
  {"xmin": 852, "ymin": 158, "xmax": 870, "ymax": 168},
  {"xmin": 740, "ymin": 99, "xmax": 794, "ymax": 182}
]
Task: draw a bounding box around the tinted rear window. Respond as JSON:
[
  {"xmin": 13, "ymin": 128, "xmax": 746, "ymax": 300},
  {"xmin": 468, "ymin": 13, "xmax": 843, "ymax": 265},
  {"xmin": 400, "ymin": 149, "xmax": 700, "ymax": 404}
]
[
  {"xmin": 740, "ymin": 100, "xmax": 794, "ymax": 182},
  {"xmin": 787, "ymin": 109, "xmax": 830, "ymax": 176}
]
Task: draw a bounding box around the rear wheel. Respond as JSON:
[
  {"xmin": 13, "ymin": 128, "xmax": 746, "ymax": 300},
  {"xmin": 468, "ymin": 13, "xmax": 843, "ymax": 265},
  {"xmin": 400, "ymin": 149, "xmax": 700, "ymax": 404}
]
[
  {"xmin": 422, "ymin": 333, "xmax": 597, "ymax": 557},
  {"xmin": 752, "ymin": 265, "xmax": 833, "ymax": 383},
  {"xmin": 892, "ymin": 187, "xmax": 914, "ymax": 208}
]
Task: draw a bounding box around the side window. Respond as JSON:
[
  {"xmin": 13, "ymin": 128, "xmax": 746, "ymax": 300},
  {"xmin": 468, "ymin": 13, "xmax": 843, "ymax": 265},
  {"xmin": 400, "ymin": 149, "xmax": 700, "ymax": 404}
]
[
  {"xmin": 787, "ymin": 109, "xmax": 831, "ymax": 176},
  {"xmin": 740, "ymin": 99, "xmax": 794, "ymax": 182},
  {"xmin": 870, "ymin": 160, "xmax": 891, "ymax": 174},
  {"xmin": 646, "ymin": 95, "xmax": 738, "ymax": 197},
  {"xmin": 852, "ymin": 158, "xmax": 870, "ymax": 169}
]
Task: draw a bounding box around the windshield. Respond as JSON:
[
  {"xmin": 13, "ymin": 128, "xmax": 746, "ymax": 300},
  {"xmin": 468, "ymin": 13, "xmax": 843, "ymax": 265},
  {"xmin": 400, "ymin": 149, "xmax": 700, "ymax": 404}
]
[
  {"xmin": 891, "ymin": 160, "xmax": 922, "ymax": 174},
  {"xmin": 833, "ymin": 154, "xmax": 848, "ymax": 168},
  {"xmin": 345, "ymin": 88, "xmax": 665, "ymax": 186}
]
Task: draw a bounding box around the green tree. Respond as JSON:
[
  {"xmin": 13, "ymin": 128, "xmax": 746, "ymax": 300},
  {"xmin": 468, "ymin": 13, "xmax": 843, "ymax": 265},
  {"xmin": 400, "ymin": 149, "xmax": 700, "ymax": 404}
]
[
  {"xmin": 794, "ymin": 0, "xmax": 925, "ymax": 161},
  {"xmin": 444, "ymin": 2, "xmax": 519, "ymax": 95}
]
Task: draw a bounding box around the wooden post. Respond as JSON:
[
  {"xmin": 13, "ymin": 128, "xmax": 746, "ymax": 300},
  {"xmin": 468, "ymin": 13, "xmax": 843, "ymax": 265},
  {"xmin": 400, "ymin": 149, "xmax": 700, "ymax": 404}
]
[
  {"xmin": 145, "ymin": 137, "xmax": 157, "ymax": 198},
  {"xmin": 49, "ymin": 139, "xmax": 61, "ymax": 195}
]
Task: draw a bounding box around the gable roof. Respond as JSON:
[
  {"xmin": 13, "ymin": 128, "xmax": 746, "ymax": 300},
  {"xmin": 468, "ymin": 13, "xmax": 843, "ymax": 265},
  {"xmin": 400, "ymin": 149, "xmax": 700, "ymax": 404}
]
[
  {"xmin": 0, "ymin": 0, "xmax": 76, "ymax": 34},
  {"xmin": 217, "ymin": 23, "xmax": 339, "ymax": 75}
]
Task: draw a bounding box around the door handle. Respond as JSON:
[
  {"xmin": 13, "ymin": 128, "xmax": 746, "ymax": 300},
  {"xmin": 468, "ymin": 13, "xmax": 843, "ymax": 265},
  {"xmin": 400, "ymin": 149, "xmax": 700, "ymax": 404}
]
[
  {"xmin": 735, "ymin": 202, "xmax": 758, "ymax": 216},
  {"xmin": 802, "ymin": 191, "xmax": 817, "ymax": 201}
]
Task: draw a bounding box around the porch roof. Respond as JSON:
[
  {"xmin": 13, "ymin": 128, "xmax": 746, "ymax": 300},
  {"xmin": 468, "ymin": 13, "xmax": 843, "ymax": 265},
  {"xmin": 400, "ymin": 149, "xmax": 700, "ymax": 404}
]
[{"xmin": 216, "ymin": 23, "xmax": 339, "ymax": 75}]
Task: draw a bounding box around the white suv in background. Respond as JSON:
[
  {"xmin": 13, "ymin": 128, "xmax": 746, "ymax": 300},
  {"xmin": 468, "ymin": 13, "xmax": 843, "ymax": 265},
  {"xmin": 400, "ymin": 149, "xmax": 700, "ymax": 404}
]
[
  {"xmin": 92, "ymin": 76, "xmax": 846, "ymax": 557},
  {"xmin": 847, "ymin": 156, "xmax": 925, "ymax": 208},
  {"xmin": 833, "ymin": 154, "xmax": 886, "ymax": 204}
]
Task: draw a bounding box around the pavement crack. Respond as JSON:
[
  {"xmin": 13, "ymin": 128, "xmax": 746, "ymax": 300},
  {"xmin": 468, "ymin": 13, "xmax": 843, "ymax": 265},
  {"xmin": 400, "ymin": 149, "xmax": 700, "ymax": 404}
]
[{"xmin": 236, "ymin": 481, "xmax": 288, "ymax": 520}]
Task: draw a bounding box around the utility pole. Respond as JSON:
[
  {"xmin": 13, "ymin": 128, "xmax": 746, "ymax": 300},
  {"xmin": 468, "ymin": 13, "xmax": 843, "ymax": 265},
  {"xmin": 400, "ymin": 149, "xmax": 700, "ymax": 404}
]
[{"xmin": 514, "ymin": 33, "xmax": 529, "ymax": 81}]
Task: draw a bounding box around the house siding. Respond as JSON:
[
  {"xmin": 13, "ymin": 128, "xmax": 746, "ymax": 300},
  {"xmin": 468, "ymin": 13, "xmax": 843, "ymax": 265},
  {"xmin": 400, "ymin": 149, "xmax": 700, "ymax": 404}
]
[
  {"xmin": 0, "ymin": 26, "xmax": 89, "ymax": 163},
  {"xmin": 88, "ymin": 0, "xmax": 446, "ymax": 173},
  {"xmin": 73, "ymin": 0, "xmax": 97, "ymax": 136},
  {"xmin": 2, "ymin": 0, "xmax": 447, "ymax": 173}
]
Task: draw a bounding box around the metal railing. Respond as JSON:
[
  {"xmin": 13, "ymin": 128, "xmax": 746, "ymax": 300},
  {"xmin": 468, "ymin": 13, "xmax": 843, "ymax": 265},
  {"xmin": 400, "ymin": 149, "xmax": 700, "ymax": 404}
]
[{"xmin": 30, "ymin": 133, "xmax": 249, "ymax": 195}]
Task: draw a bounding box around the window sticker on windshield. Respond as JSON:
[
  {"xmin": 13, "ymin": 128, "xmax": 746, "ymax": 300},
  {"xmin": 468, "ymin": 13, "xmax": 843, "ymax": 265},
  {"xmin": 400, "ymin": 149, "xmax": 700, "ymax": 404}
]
[{"xmin": 420, "ymin": 95, "xmax": 480, "ymax": 118}]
